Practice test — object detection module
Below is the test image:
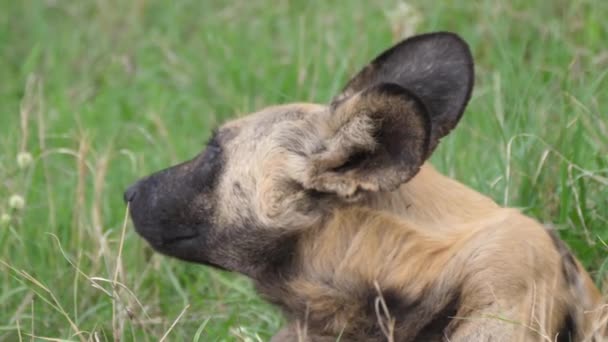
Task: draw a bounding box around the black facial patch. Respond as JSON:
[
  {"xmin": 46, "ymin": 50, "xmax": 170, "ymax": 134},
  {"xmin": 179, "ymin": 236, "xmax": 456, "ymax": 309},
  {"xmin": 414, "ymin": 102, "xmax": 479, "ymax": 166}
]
[
  {"xmin": 126, "ymin": 132, "xmax": 225, "ymax": 267},
  {"xmin": 209, "ymin": 221, "xmax": 301, "ymax": 279},
  {"xmin": 248, "ymin": 230, "xmax": 300, "ymax": 280}
]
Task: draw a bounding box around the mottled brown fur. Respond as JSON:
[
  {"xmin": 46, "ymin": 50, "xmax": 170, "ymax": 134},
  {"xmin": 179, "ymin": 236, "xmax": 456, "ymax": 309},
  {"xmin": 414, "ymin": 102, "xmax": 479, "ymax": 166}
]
[
  {"xmin": 261, "ymin": 165, "xmax": 605, "ymax": 341},
  {"xmin": 125, "ymin": 32, "xmax": 607, "ymax": 341}
]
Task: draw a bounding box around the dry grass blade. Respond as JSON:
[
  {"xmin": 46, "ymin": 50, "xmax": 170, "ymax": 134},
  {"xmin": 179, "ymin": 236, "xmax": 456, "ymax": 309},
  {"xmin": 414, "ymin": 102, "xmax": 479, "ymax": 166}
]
[
  {"xmin": 0, "ymin": 260, "xmax": 86, "ymax": 342},
  {"xmin": 112, "ymin": 203, "xmax": 133, "ymax": 341},
  {"xmin": 373, "ymin": 281, "xmax": 395, "ymax": 342},
  {"xmin": 159, "ymin": 304, "xmax": 190, "ymax": 342}
]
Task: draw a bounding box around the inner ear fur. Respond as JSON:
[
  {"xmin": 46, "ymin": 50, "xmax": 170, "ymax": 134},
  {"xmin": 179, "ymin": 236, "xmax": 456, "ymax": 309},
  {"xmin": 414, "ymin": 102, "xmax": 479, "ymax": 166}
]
[{"xmin": 304, "ymin": 83, "xmax": 430, "ymax": 200}]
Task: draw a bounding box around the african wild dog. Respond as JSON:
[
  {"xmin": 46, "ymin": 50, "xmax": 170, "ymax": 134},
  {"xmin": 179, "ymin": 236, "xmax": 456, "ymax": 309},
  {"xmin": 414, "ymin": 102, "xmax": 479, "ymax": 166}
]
[{"xmin": 125, "ymin": 32, "xmax": 607, "ymax": 341}]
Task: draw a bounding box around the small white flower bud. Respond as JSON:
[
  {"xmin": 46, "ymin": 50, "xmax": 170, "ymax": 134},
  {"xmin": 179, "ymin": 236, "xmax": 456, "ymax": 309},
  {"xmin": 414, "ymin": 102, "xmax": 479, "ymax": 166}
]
[
  {"xmin": 0, "ymin": 213, "xmax": 10, "ymax": 224},
  {"xmin": 17, "ymin": 152, "xmax": 33, "ymax": 169},
  {"xmin": 9, "ymin": 194, "xmax": 25, "ymax": 210}
]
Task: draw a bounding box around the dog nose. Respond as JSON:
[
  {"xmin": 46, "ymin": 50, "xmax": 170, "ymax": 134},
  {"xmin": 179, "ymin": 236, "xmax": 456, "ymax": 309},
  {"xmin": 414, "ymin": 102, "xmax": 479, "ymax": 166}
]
[{"xmin": 123, "ymin": 182, "xmax": 139, "ymax": 203}]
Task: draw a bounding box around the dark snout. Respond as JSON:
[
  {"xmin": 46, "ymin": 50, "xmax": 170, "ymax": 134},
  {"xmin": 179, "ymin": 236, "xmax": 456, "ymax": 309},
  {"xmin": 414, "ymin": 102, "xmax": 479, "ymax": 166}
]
[
  {"xmin": 125, "ymin": 164, "xmax": 200, "ymax": 248},
  {"xmin": 124, "ymin": 146, "xmax": 224, "ymax": 265}
]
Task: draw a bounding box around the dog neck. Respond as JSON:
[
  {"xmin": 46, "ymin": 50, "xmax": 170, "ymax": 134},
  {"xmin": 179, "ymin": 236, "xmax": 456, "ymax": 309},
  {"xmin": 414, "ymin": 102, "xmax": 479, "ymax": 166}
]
[
  {"xmin": 256, "ymin": 204, "xmax": 471, "ymax": 340},
  {"xmin": 363, "ymin": 163, "xmax": 500, "ymax": 227}
]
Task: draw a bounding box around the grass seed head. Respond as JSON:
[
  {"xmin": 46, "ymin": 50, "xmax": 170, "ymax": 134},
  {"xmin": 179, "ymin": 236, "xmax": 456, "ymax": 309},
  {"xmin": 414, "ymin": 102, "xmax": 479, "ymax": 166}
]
[{"xmin": 9, "ymin": 194, "xmax": 25, "ymax": 210}]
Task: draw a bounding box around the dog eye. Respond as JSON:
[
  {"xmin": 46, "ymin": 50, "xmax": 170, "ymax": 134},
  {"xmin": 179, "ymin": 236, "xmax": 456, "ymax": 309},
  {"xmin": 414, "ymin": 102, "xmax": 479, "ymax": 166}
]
[
  {"xmin": 204, "ymin": 143, "xmax": 221, "ymax": 160},
  {"xmin": 207, "ymin": 137, "xmax": 220, "ymax": 149}
]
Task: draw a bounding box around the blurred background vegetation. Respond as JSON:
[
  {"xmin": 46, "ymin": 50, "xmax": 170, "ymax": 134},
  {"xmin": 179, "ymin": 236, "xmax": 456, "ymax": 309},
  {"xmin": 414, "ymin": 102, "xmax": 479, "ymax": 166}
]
[{"xmin": 1, "ymin": 0, "xmax": 606, "ymax": 340}]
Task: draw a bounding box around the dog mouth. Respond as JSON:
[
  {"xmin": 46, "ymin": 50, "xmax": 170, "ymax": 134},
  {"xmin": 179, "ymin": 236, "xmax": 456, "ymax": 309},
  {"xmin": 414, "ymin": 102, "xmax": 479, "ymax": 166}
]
[
  {"xmin": 156, "ymin": 235, "xmax": 229, "ymax": 271},
  {"xmin": 161, "ymin": 225, "xmax": 200, "ymax": 244},
  {"xmin": 157, "ymin": 233, "xmax": 200, "ymax": 247},
  {"xmin": 133, "ymin": 224, "xmax": 228, "ymax": 271},
  {"xmin": 132, "ymin": 223, "xmax": 199, "ymax": 249}
]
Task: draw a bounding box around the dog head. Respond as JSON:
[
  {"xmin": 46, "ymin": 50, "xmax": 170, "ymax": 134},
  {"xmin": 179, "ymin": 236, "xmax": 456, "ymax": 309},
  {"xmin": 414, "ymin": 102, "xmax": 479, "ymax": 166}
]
[{"xmin": 125, "ymin": 32, "xmax": 474, "ymax": 277}]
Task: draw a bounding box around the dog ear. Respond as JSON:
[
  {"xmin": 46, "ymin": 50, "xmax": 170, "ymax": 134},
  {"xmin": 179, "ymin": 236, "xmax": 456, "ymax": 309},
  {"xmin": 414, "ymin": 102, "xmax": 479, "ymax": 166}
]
[
  {"xmin": 303, "ymin": 83, "xmax": 430, "ymax": 200},
  {"xmin": 333, "ymin": 32, "xmax": 474, "ymax": 150},
  {"xmin": 301, "ymin": 32, "xmax": 474, "ymax": 200}
]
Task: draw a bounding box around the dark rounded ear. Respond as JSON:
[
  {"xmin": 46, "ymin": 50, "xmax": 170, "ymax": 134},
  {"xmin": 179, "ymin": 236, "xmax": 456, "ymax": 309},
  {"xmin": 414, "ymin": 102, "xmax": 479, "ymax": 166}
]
[
  {"xmin": 333, "ymin": 32, "xmax": 474, "ymax": 150},
  {"xmin": 305, "ymin": 83, "xmax": 430, "ymax": 199}
]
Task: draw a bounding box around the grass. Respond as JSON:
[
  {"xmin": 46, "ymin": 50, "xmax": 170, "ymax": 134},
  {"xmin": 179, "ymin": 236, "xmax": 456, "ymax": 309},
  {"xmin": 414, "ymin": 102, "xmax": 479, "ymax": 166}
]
[{"xmin": 0, "ymin": 0, "xmax": 606, "ymax": 340}]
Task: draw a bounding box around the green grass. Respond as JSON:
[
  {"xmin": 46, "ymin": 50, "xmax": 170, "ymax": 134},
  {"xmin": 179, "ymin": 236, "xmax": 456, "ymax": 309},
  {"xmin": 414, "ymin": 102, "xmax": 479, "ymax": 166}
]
[{"xmin": 1, "ymin": 0, "xmax": 606, "ymax": 340}]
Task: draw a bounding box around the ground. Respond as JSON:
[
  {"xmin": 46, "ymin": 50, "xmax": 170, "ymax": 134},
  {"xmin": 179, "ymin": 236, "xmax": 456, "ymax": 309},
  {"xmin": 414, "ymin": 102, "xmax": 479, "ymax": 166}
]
[{"xmin": 0, "ymin": 1, "xmax": 606, "ymax": 341}]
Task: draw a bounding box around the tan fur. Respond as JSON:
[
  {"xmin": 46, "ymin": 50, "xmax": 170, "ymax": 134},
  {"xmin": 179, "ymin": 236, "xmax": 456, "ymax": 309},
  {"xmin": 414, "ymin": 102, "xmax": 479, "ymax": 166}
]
[{"xmin": 365, "ymin": 164, "xmax": 501, "ymax": 225}]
